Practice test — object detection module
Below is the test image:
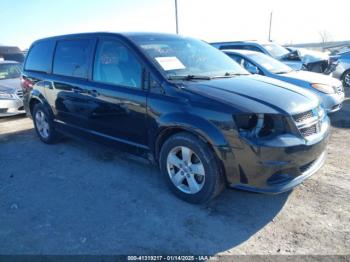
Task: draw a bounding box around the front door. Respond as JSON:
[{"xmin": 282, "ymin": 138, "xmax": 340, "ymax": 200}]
[{"xmin": 83, "ymin": 38, "xmax": 148, "ymax": 147}]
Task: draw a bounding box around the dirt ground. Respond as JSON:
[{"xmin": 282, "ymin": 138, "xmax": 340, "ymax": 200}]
[{"xmin": 0, "ymin": 89, "xmax": 349, "ymax": 256}]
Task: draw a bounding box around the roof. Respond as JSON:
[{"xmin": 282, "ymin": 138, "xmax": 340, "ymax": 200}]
[
  {"xmin": 0, "ymin": 46, "xmax": 22, "ymax": 53},
  {"xmin": 0, "ymin": 60, "xmax": 19, "ymax": 64},
  {"xmin": 30, "ymin": 32, "xmax": 182, "ymax": 46},
  {"xmin": 223, "ymin": 49, "xmax": 261, "ymax": 55},
  {"xmin": 211, "ymin": 40, "xmax": 270, "ymax": 45}
]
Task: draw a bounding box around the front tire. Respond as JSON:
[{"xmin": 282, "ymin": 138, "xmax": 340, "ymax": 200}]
[
  {"xmin": 159, "ymin": 132, "xmax": 225, "ymax": 204},
  {"xmin": 342, "ymin": 70, "xmax": 350, "ymax": 87},
  {"xmin": 33, "ymin": 103, "xmax": 59, "ymax": 144}
]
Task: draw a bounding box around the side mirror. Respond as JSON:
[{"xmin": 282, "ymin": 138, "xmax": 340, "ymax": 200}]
[
  {"xmin": 245, "ymin": 63, "xmax": 259, "ymax": 74},
  {"xmin": 286, "ymin": 51, "xmax": 300, "ymax": 61}
]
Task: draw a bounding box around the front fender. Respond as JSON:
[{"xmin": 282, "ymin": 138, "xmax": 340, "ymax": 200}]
[
  {"xmin": 153, "ymin": 112, "xmax": 235, "ymax": 164},
  {"xmin": 153, "ymin": 112, "xmax": 239, "ymax": 183}
]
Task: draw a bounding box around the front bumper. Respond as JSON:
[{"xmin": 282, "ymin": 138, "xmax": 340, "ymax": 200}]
[
  {"xmin": 318, "ymin": 91, "xmax": 345, "ymax": 113},
  {"xmin": 0, "ymin": 98, "xmax": 25, "ymax": 117},
  {"xmin": 222, "ymin": 117, "xmax": 330, "ymax": 194}
]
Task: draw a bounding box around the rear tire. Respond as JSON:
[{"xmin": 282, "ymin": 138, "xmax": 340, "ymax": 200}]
[
  {"xmin": 159, "ymin": 132, "xmax": 225, "ymax": 204},
  {"xmin": 33, "ymin": 103, "xmax": 59, "ymax": 144}
]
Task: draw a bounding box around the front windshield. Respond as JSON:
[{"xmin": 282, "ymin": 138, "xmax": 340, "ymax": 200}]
[
  {"xmin": 0, "ymin": 63, "xmax": 21, "ymax": 79},
  {"xmin": 262, "ymin": 43, "xmax": 290, "ymax": 59},
  {"xmin": 131, "ymin": 35, "xmax": 249, "ymax": 79},
  {"xmin": 247, "ymin": 53, "xmax": 293, "ymax": 74}
]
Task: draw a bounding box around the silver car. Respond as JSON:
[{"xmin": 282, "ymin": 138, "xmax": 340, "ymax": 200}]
[
  {"xmin": 327, "ymin": 51, "xmax": 350, "ymax": 87},
  {"xmin": 224, "ymin": 50, "xmax": 344, "ymax": 113},
  {"xmin": 0, "ymin": 61, "xmax": 25, "ymax": 117},
  {"xmin": 211, "ymin": 41, "xmax": 330, "ymax": 73}
]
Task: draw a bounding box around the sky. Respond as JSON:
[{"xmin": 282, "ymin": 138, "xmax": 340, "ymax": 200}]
[{"xmin": 1, "ymin": 0, "xmax": 349, "ymax": 50}]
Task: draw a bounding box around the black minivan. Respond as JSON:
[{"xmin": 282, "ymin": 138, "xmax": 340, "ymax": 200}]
[{"xmin": 22, "ymin": 32, "xmax": 330, "ymax": 203}]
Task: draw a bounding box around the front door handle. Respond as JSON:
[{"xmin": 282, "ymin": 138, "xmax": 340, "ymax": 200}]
[
  {"xmin": 89, "ymin": 89, "xmax": 100, "ymax": 97},
  {"xmin": 72, "ymin": 87, "xmax": 86, "ymax": 93}
]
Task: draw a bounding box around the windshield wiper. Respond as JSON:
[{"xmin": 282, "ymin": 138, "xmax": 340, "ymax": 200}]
[
  {"xmin": 210, "ymin": 72, "xmax": 250, "ymax": 79},
  {"xmin": 274, "ymin": 70, "xmax": 293, "ymax": 74},
  {"xmin": 168, "ymin": 75, "xmax": 212, "ymax": 81}
]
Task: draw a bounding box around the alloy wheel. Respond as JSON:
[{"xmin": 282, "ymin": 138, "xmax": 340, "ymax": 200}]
[
  {"xmin": 35, "ymin": 110, "xmax": 50, "ymax": 139},
  {"xmin": 166, "ymin": 146, "xmax": 205, "ymax": 194},
  {"xmin": 344, "ymin": 72, "xmax": 350, "ymax": 87}
]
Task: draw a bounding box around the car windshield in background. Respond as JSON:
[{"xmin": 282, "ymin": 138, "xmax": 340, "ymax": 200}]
[
  {"xmin": 0, "ymin": 63, "xmax": 21, "ymax": 79},
  {"xmin": 262, "ymin": 43, "xmax": 290, "ymax": 59},
  {"xmin": 247, "ymin": 53, "xmax": 293, "ymax": 74},
  {"xmin": 132, "ymin": 36, "xmax": 249, "ymax": 79}
]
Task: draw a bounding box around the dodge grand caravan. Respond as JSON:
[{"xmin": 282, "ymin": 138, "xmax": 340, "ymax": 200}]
[{"xmin": 22, "ymin": 33, "xmax": 330, "ymax": 203}]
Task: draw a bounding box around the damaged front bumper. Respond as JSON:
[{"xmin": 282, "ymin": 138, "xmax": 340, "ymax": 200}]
[{"xmin": 221, "ymin": 115, "xmax": 330, "ymax": 194}]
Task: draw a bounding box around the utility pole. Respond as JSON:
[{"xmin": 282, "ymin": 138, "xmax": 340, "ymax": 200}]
[
  {"xmin": 175, "ymin": 0, "xmax": 179, "ymax": 34},
  {"xmin": 268, "ymin": 11, "xmax": 273, "ymax": 42}
]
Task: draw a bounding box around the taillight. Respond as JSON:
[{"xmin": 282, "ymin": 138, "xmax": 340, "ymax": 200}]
[{"xmin": 21, "ymin": 76, "xmax": 33, "ymax": 91}]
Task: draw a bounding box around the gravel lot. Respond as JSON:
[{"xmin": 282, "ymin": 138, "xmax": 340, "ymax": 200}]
[{"xmin": 0, "ymin": 89, "xmax": 349, "ymax": 256}]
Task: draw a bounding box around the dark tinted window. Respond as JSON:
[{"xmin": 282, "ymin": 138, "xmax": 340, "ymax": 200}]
[
  {"xmin": 25, "ymin": 40, "xmax": 55, "ymax": 72},
  {"xmin": 53, "ymin": 39, "xmax": 94, "ymax": 78},
  {"xmin": 93, "ymin": 40, "xmax": 142, "ymax": 88}
]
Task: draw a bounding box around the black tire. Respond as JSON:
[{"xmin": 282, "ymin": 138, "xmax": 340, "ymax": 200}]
[
  {"xmin": 32, "ymin": 103, "xmax": 59, "ymax": 144},
  {"xmin": 159, "ymin": 132, "xmax": 225, "ymax": 204},
  {"xmin": 342, "ymin": 70, "xmax": 350, "ymax": 87}
]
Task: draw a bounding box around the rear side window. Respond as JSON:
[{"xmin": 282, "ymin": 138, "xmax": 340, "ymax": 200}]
[
  {"xmin": 25, "ymin": 40, "xmax": 55, "ymax": 72},
  {"xmin": 53, "ymin": 39, "xmax": 94, "ymax": 78}
]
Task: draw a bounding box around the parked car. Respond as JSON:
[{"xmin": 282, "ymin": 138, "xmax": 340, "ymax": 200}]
[
  {"xmin": 211, "ymin": 41, "xmax": 330, "ymax": 73},
  {"xmin": 0, "ymin": 46, "xmax": 25, "ymax": 64},
  {"xmin": 285, "ymin": 47, "xmax": 330, "ymax": 73},
  {"xmin": 223, "ymin": 50, "xmax": 344, "ymax": 113},
  {"xmin": 0, "ymin": 61, "xmax": 25, "ymax": 117},
  {"xmin": 22, "ymin": 33, "xmax": 329, "ymax": 203},
  {"xmin": 326, "ymin": 51, "xmax": 350, "ymax": 87}
]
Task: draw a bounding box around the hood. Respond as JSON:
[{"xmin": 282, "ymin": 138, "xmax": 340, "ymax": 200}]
[
  {"xmin": 183, "ymin": 75, "xmax": 319, "ymax": 115},
  {"xmin": 0, "ymin": 78, "xmax": 21, "ymax": 94},
  {"xmin": 284, "ymin": 61, "xmax": 303, "ymax": 71},
  {"xmin": 297, "ymin": 48, "xmax": 329, "ymax": 64},
  {"xmin": 279, "ymin": 70, "xmax": 342, "ymax": 87}
]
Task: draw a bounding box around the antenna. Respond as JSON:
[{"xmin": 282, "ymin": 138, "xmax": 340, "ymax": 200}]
[
  {"xmin": 175, "ymin": 0, "xmax": 179, "ymax": 34},
  {"xmin": 268, "ymin": 11, "xmax": 273, "ymax": 42}
]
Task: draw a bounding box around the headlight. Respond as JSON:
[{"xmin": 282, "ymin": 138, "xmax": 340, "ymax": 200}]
[
  {"xmin": 0, "ymin": 92, "xmax": 14, "ymax": 99},
  {"xmin": 311, "ymin": 83, "xmax": 335, "ymax": 94},
  {"xmin": 234, "ymin": 113, "xmax": 287, "ymax": 139}
]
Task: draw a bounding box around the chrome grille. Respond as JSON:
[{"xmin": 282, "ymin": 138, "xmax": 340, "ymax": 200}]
[
  {"xmin": 300, "ymin": 124, "xmax": 317, "ymax": 137},
  {"xmin": 293, "ymin": 107, "xmax": 323, "ymax": 138},
  {"xmin": 293, "ymin": 110, "xmax": 313, "ymax": 123},
  {"xmin": 16, "ymin": 90, "xmax": 23, "ymax": 99}
]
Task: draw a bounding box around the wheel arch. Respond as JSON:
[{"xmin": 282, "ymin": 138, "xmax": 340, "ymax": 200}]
[
  {"xmin": 153, "ymin": 113, "xmax": 233, "ymax": 181},
  {"xmin": 28, "ymin": 90, "xmax": 52, "ymax": 117}
]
